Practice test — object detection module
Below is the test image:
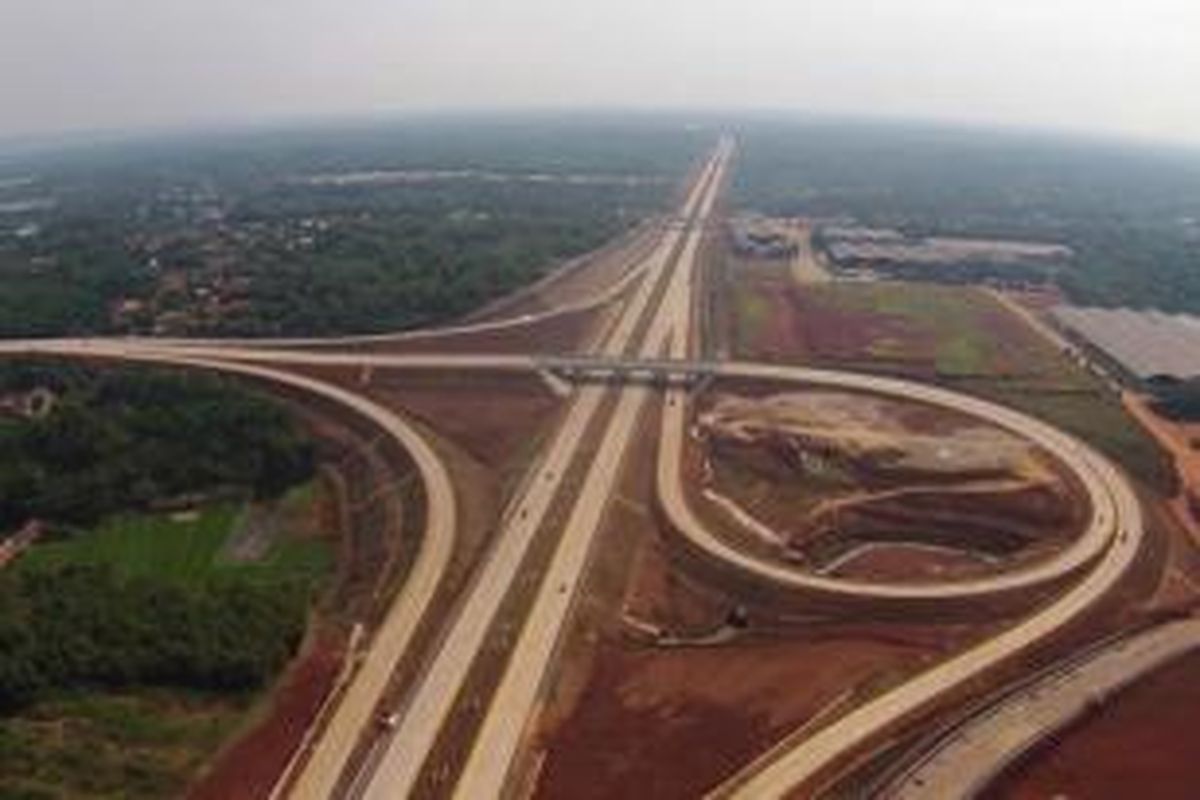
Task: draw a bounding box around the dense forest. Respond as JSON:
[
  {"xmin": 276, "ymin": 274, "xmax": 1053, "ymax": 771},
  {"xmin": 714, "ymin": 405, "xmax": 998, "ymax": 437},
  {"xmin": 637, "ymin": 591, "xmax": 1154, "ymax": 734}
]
[
  {"xmin": 0, "ymin": 116, "xmax": 709, "ymax": 337},
  {"xmin": 732, "ymin": 118, "xmax": 1200, "ymax": 313},
  {"xmin": 0, "ymin": 361, "xmax": 314, "ymax": 531},
  {"xmin": 0, "ymin": 361, "xmax": 318, "ymax": 715},
  {"xmin": 0, "ymin": 565, "xmax": 307, "ymax": 711}
]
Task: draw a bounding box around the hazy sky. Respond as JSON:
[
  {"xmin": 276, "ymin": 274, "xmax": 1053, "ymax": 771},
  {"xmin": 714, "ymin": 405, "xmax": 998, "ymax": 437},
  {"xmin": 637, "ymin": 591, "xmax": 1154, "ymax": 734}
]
[{"xmin": 3, "ymin": 0, "xmax": 1198, "ymax": 145}]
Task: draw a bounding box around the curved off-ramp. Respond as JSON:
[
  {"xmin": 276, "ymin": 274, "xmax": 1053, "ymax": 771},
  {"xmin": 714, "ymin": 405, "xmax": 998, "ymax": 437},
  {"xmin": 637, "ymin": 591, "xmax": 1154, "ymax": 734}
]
[
  {"xmin": 676, "ymin": 387, "xmax": 1144, "ymax": 798},
  {"xmin": 0, "ymin": 345, "xmax": 459, "ymax": 800},
  {"xmin": 12, "ymin": 339, "xmax": 1135, "ymax": 613},
  {"xmin": 103, "ymin": 219, "xmax": 662, "ymax": 354},
  {"xmin": 659, "ymin": 362, "xmax": 1128, "ymax": 610}
]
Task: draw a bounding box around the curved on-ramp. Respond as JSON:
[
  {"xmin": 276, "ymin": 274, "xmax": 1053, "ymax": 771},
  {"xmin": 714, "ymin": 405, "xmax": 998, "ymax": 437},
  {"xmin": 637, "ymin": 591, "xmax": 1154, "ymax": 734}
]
[
  {"xmin": 659, "ymin": 362, "xmax": 1126, "ymax": 610},
  {"xmin": 0, "ymin": 344, "xmax": 459, "ymax": 800},
  {"xmin": 650, "ymin": 367, "xmax": 1145, "ymax": 798}
]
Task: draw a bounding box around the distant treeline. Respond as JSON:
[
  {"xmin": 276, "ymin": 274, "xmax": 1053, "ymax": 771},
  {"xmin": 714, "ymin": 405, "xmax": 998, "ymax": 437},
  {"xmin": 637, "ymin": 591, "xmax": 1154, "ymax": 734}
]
[
  {"xmin": 0, "ymin": 117, "xmax": 708, "ymax": 337},
  {"xmin": 732, "ymin": 119, "xmax": 1200, "ymax": 313},
  {"xmin": 0, "ymin": 361, "xmax": 314, "ymax": 531}
]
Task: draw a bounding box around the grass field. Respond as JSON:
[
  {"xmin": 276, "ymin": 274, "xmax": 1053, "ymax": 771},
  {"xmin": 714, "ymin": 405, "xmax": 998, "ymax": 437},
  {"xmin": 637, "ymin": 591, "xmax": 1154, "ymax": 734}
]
[
  {"xmin": 21, "ymin": 492, "xmax": 332, "ymax": 590},
  {"xmin": 23, "ymin": 505, "xmax": 239, "ymax": 586},
  {"xmin": 727, "ymin": 272, "xmax": 1175, "ymax": 494},
  {"xmin": 959, "ymin": 383, "xmax": 1177, "ymax": 495}
]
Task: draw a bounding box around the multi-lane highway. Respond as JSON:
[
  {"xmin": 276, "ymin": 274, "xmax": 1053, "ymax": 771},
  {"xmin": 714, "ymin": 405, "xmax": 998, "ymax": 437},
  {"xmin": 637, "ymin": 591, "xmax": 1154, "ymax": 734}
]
[
  {"xmin": 0, "ymin": 345, "xmax": 461, "ymax": 800},
  {"xmin": 451, "ymin": 137, "xmax": 733, "ymax": 799},
  {"xmin": 350, "ymin": 139, "xmax": 731, "ymax": 799},
  {"xmin": 0, "ymin": 142, "xmax": 727, "ymax": 798},
  {"xmin": 0, "ymin": 134, "xmax": 1156, "ymax": 800}
]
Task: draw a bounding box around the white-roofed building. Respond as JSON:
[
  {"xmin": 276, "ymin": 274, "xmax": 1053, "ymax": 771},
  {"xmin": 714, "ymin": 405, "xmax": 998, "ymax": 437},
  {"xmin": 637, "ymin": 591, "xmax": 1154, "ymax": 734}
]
[{"xmin": 1051, "ymin": 306, "xmax": 1200, "ymax": 382}]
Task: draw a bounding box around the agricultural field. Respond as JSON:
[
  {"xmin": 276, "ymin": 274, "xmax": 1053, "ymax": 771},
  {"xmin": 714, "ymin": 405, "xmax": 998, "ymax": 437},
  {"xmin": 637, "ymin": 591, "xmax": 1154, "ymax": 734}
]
[
  {"xmin": 724, "ymin": 260, "xmax": 1173, "ymax": 493},
  {"xmin": 20, "ymin": 493, "xmax": 332, "ymax": 590},
  {"xmin": 0, "ymin": 489, "xmax": 333, "ymax": 799}
]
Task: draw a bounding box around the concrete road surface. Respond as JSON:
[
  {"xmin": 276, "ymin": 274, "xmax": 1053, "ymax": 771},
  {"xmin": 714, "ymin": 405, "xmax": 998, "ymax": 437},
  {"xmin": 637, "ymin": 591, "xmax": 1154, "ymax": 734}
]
[
  {"xmin": 0, "ymin": 345, "xmax": 461, "ymax": 800},
  {"xmin": 357, "ymin": 142, "xmax": 729, "ymax": 799},
  {"xmin": 0, "ymin": 134, "xmax": 1146, "ymax": 800},
  {"xmin": 713, "ymin": 443, "xmax": 1142, "ymax": 799},
  {"xmin": 887, "ymin": 617, "xmax": 1200, "ymax": 799},
  {"xmin": 449, "ymin": 138, "xmax": 734, "ymax": 798}
]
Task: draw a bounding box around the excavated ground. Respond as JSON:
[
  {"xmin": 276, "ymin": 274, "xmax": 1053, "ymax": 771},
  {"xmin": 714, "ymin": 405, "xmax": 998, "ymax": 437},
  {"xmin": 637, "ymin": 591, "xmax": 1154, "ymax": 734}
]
[
  {"xmin": 526, "ymin": 408, "xmax": 994, "ymax": 799},
  {"xmin": 466, "ymin": 219, "xmax": 659, "ymax": 322},
  {"xmin": 690, "ymin": 383, "xmax": 1090, "ymax": 584}
]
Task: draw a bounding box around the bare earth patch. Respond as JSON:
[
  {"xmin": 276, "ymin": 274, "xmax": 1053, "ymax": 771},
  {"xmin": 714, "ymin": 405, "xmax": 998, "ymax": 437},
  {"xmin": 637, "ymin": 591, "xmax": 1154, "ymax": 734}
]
[{"xmin": 693, "ymin": 389, "xmax": 1086, "ymax": 582}]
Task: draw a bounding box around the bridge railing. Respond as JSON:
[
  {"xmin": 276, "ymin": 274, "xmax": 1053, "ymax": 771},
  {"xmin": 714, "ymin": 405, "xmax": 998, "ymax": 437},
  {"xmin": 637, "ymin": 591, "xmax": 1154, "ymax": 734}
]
[{"xmin": 535, "ymin": 356, "xmax": 718, "ymax": 385}]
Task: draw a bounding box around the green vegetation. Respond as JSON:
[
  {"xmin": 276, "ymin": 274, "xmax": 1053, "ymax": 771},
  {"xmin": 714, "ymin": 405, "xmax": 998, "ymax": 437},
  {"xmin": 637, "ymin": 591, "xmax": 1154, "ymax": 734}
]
[
  {"xmin": 0, "ymin": 362, "xmax": 330, "ymax": 798},
  {"xmin": 0, "ymin": 562, "xmax": 308, "ymax": 710},
  {"xmin": 729, "ymin": 278, "xmax": 1175, "ymax": 493},
  {"xmin": 733, "ymin": 119, "xmax": 1200, "ymax": 314},
  {"xmin": 0, "ymin": 688, "xmax": 247, "ymax": 799},
  {"xmin": 23, "ymin": 506, "xmax": 240, "ymax": 586},
  {"xmin": 820, "ymin": 283, "xmax": 1082, "ymax": 380},
  {"xmin": 961, "ymin": 383, "xmax": 1175, "ymax": 495},
  {"xmin": 21, "ymin": 502, "xmax": 331, "ymax": 590},
  {"xmin": 0, "ymin": 361, "xmax": 314, "ymax": 531},
  {"xmin": 866, "ymin": 286, "xmax": 1173, "ymax": 492},
  {"xmin": 0, "ymin": 117, "xmax": 706, "ymax": 337},
  {"xmin": 0, "ymin": 501, "xmax": 331, "ymax": 797},
  {"xmin": 732, "ymin": 275, "xmax": 771, "ymax": 344}
]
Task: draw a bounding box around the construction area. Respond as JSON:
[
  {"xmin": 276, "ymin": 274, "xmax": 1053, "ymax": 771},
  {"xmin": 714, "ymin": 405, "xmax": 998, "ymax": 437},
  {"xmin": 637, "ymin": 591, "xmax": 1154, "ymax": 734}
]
[
  {"xmin": 4, "ymin": 140, "xmax": 1198, "ymax": 800},
  {"xmin": 691, "ymin": 387, "xmax": 1087, "ymax": 583}
]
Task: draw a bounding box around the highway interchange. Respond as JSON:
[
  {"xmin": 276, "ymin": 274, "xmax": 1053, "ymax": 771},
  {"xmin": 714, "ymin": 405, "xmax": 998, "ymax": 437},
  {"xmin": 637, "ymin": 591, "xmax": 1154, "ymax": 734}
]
[{"xmin": 0, "ymin": 138, "xmax": 1189, "ymax": 799}]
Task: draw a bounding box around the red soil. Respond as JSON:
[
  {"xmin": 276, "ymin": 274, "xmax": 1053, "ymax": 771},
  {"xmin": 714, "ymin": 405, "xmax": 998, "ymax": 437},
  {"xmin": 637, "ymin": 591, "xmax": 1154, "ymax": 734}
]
[
  {"xmin": 621, "ymin": 534, "xmax": 729, "ymax": 633},
  {"xmin": 984, "ymin": 650, "xmax": 1200, "ymax": 800},
  {"xmin": 534, "ymin": 509, "xmax": 961, "ymax": 800},
  {"xmin": 1004, "ymin": 285, "xmax": 1067, "ymax": 313},
  {"xmin": 1125, "ymin": 393, "xmax": 1200, "ymax": 547},
  {"xmin": 753, "ymin": 279, "xmax": 808, "ymax": 360},
  {"xmin": 534, "ymin": 635, "xmax": 934, "ymax": 800},
  {"xmin": 188, "ymin": 631, "xmax": 345, "ymax": 800},
  {"xmin": 738, "ymin": 279, "xmax": 1067, "ymax": 383},
  {"xmin": 791, "ymin": 292, "xmax": 934, "ymax": 372},
  {"xmin": 739, "ymin": 278, "xmax": 935, "ymax": 374},
  {"xmin": 367, "ymin": 374, "xmax": 560, "ymax": 471},
  {"xmin": 972, "ymin": 300, "xmax": 1070, "ymax": 380}
]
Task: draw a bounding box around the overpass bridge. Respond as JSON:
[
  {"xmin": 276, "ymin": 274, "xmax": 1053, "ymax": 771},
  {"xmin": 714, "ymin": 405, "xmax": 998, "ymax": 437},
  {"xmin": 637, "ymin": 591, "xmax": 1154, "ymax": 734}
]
[{"xmin": 535, "ymin": 356, "xmax": 718, "ymax": 386}]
